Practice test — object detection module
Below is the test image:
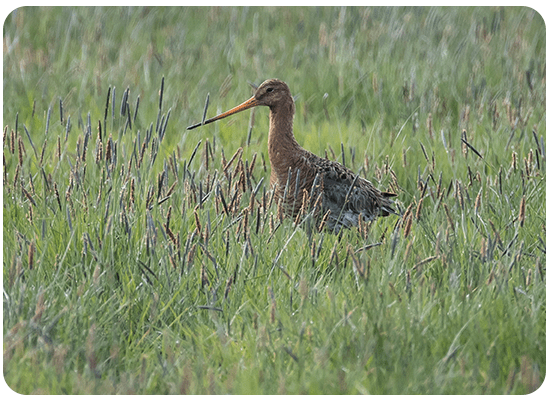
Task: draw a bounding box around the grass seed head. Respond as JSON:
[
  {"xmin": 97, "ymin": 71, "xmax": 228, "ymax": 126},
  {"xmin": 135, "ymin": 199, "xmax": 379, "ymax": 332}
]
[
  {"xmin": 28, "ymin": 240, "xmax": 35, "ymax": 270},
  {"xmin": 415, "ymin": 195, "xmax": 424, "ymax": 220},
  {"xmin": 224, "ymin": 276, "xmax": 233, "ymax": 300},
  {"xmin": 403, "ymin": 211, "xmax": 413, "ymax": 237},
  {"xmin": 461, "ymin": 130, "xmax": 468, "ymax": 158},
  {"xmin": 13, "ymin": 164, "xmax": 20, "ymax": 189},
  {"xmin": 480, "ymin": 237, "xmax": 487, "ymax": 262},
  {"xmin": 456, "ymin": 180, "xmax": 464, "ymax": 211},
  {"xmin": 318, "ymin": 209, "xmax": 331, "ymax": 231},
  {"xmin": 26, "ymin": 204, "xmax": 33, "ymax": 223},
  {"xmin": 10, "ymin": 129, "xmax": 15, "ymax": 154},
  {"xmin": 474, "ymin": 189, "xmax": 482, "ymax": 214},
  {"xmin": 524, "ymin": 154, "xmax": 531, "ymax": 177},
  {"xmin": 2, "ymin": 125, "xmax": 7, "ymax": 147},
  {"xmin": 18, "ymin": 136, "xmax": 24, "ymax": 166},
  {"xmin": 105, "ymin": 133, "xmax": 113, "ymax": 164},
  {"xmin": 518, "ymin": 195, "xmax": 526, "ymax": 227},
  {"xmin": 444, "ymin": 203, "xmax": 455, "ymax": 232}
]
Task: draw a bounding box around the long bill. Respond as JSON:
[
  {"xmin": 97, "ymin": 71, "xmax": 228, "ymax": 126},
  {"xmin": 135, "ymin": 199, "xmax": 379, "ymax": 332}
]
[{"xmin": 187, "ymin": 96, "xmax": 259, "ymax": 130}]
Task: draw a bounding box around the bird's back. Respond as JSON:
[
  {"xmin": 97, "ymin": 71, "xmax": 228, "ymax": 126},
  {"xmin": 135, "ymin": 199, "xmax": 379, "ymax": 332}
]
[{"xmin": 273, "ymin": 149, "xmax": 396, "ymax": 232}]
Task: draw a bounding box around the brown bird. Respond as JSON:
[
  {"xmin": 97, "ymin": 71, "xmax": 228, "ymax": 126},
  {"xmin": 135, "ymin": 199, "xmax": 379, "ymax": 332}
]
[{"xmin": 187, "ymin": 79, "xmax": 397, "ymax": 232}]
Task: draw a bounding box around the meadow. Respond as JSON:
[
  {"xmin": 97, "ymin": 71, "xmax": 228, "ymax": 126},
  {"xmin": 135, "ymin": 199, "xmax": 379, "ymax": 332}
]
[{"xmin": 2, "ymin": 6, "xmax": 546, "ymax": 394}]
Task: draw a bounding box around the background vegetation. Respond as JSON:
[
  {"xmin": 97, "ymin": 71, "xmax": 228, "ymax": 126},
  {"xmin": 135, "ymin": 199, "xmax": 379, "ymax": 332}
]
[{"xmin": 3, "ymin": 6, "xmax": 546, "ymax": 394}]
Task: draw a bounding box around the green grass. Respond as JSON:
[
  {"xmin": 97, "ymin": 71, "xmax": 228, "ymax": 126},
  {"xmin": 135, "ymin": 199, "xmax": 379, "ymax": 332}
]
[{"xmin": 3, "ymin": 6, "xmax": 546, "ymax": 395}]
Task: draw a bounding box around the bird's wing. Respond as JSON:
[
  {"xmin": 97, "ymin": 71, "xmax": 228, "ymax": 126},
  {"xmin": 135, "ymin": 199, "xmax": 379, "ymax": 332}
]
[{"xmin": 314, "ymin": 157, "xmax": 396, "ymax": 219}]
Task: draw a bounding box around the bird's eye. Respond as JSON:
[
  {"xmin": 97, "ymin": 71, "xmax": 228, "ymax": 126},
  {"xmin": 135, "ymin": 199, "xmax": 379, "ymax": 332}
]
[{"xmin": 266, "ymin": 87, "xmax": 274, "ymax": 93}]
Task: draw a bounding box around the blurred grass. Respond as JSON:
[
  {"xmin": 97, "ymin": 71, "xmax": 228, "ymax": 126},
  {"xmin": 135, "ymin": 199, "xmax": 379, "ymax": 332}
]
[{"xmin": 3, "ymin": 6, "xmax": 546, "ymax": 395}]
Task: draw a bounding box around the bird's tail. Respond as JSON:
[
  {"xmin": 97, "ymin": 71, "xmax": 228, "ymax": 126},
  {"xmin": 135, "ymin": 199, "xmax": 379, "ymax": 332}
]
[{"xmin": 380, "ymin": 191, "xmax": 399, "ymax": 217}]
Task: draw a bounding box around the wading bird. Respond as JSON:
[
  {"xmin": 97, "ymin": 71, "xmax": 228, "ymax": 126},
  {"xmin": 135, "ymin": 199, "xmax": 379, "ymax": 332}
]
[{"xmin": 187, "ymin": 79, "xmax": 397, "ymax": 232}]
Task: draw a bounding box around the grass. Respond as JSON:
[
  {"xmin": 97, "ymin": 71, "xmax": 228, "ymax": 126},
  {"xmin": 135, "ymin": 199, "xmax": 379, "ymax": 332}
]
[{"xmin": 2, "ymin": 6, "xmax": 546, "ymax": 395}]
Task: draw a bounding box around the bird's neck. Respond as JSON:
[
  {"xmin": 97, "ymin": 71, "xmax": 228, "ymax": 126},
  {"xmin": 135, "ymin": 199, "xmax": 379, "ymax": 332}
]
[{"xmin": 267, "ymin": 101, "xmax": 301, "ymax": 173}]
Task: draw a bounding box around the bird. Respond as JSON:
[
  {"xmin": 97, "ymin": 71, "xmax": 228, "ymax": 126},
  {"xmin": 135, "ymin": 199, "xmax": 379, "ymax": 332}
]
[{"xmin": 187, "ymin": 78, "xmax": 397, "ymax": 232}]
